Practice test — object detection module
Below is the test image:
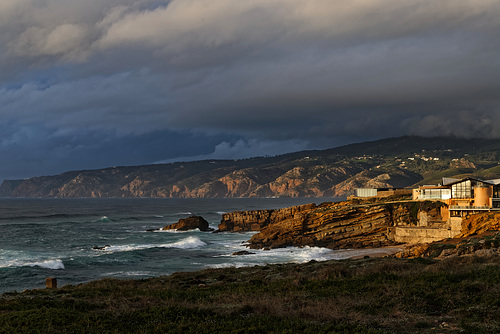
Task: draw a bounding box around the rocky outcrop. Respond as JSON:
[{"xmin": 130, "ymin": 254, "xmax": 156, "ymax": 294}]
[
  {"xmin": 458, "ymin": 212, "xmax": 500, "ymax": 237},
  {"xmin": 394, "ymin": 212, "xmax": 500, "ymax": 258},
  {"xmin": 395, "ymin": 232, "xmax": 500, "ymax": 258},
  {"xmin": 450, "ymin": 158, "xmax": 476, "ymax": 169},
  {"xmin": 218, "ymin": 203, "xmax": 316, "ymax": 232},
  {"xmin": 328, "ymin": 170, "xmax": 420, "ymax": 197},
  {"xmin": 232, "ymin": 250, "xmax": 255, "ymax": 256},
  {"xmin": 163, "ymin": 216, "xmax": 213, "ymax": 232},
  {"xmin": 249, "ymin": 202, "xmax": 409, "ymax": 249},
  {"xmin": 218, "ymin": 201, "xmax": 414, "ymax": 249},
  {"xmin": 218, "ymin": 209, "xmax": 274, "ymax": 232}
]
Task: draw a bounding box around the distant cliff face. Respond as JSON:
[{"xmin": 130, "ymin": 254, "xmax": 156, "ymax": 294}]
[
  {"xmin": 0, "ymin": 159, "xmax": 419, "ymax": 198},
  {"xmin": 3, "ymin": 136, "xmax": 500, "ymax": 198}
]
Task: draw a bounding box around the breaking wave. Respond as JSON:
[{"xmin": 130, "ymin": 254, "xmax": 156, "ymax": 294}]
[
  {"xmin": 26, "ymin": 259, "xmax": 65, "ymax": 270},
  {"xmin": 153, "ymin": 228, "xmax": 201, "ymax": 233},
  {"xmin": 170, "ymin": 236, "xmax": 206, "ymax": 249},
  {"xmin": 207, "ymin": 262, "xmax": 252, "ymax": 269},
  {"xmin": 0, "ymin": 258, "xmax": 65, "ymax": 270},
  {"xmin": 94, "ymin": 236, "xmax": 207, "ymax": 253}
]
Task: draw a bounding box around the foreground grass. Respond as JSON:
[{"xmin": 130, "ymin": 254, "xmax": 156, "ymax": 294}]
[{"xmin": 1, "ymin": 255, "xmax": 499, "ymax": 333}]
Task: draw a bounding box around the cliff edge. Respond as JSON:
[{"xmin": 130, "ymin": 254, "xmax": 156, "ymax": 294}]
[
  {"xmin": 219, "ymin": 198, "xmax": 418, "ymax": 249},
  {"xmin": 395, "ymin": 212, "xmax": 500, "ymax": 258}
]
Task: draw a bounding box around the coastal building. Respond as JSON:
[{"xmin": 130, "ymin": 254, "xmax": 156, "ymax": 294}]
[
  {"xmin": 393, "ymin": 177, "xmax": 500, "ymax": 243},
  {"xmin": 355, "ymin": 188, "xmax": 412, "ymax": 198},
  {"xmin": 354, "ymin": 177, "xmax": 500, "ymax": 244},
  {"xmin": 413, "ymin": 177, "xmax": 500, "ymax": 212}
]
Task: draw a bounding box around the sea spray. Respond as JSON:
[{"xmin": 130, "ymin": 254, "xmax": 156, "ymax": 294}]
[
  {"xmin": 27, "ymin": 259, "xmax": 65, "ymax": 270},
  {"xmin": 170, "ymin": 236, "xmax": 207, "ymax": 249},
  {"xmin": 153, "ymin": 228, "xmax": 202, "ymax": 233},
  {"xmin": 0, "ymin": 258, "xmax": 65, "ymax": 270},
  {"xmin": 0, "ymin": 197, "xmax": 334, "ymax": 294},
  {"xmin": 94, "ymin": 236, "xmax": 207, "ymax": 254}
]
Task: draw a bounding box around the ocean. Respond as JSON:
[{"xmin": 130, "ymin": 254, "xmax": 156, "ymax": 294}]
[{"xmin": 0, "ymin": 197, "xmax": 390, "ymax": 294}]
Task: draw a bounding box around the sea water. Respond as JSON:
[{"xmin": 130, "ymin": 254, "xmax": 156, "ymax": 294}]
[{"xmin": 0, "ymin": 197, "xmax": 386, "ymax": 294}]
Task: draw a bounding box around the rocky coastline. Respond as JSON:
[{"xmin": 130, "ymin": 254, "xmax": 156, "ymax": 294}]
[
  {"xmin": 3, "ymin": 198, "xmax": 500, "ymax": 332},
  {"xmin": 217, "ymin": 197, "xmax": 500, "ymax": 258},
  {"xmin": 151, "ymin": 196, "xmax": 500, "ymax": 259},
  {"xmin": 218, "ymin": 198, "xmax": 413, "ymax": 250},
  {"xmin": 395, "ymin": 212, "xmax": 500, "ymax": 258},
  {"xmin": 155, "ymin": 198, "xmax": 410, "ymax": 250}
]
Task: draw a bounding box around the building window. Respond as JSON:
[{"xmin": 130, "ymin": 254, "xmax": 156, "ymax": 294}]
[
  {"xmin": 452, "ymin": 180, "xmax": 472, "ymax": 199},
  {"xmin": 494, "ymin": 186, "xmax": 500, "ymax": 198},
  {"xmin": 421, "ymin": 188, "xmax": 451, "ymax": 200}
]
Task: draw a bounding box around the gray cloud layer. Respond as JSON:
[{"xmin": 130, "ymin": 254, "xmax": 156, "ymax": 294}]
[{"xmin": 1, "ymin": 0, "xmax": 500, "ymax": 179}]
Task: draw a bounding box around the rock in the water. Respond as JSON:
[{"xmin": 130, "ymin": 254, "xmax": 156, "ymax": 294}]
[
  {"xmin": 163, "ymin": 216, "xmax": 213, "ymax": 232},
  {"xmin": 93, "ymin": 245, "xmax": 110, "ymax": 250},
  {"xmin": 232, "ymin": 250, "xmax": 255, "ymax": 256}
]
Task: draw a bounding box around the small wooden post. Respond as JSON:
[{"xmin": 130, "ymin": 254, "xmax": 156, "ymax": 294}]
[{"xmin": 46, "ymin": 277, "xmax": 57, "ymax": 289}]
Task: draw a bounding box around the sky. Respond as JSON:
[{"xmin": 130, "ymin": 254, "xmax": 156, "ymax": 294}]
[{"xmin": 1, "ymin": 0, "xmax": 500, "ymax": 181}]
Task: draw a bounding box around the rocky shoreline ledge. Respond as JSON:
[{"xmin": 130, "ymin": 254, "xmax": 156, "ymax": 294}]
[
  {"xmin": 218, "ymin": 196, "xmax": 430, "ymax": 250},
  {"xmin": 221, "ymin": 198, "xmax": 500, "ymax": 260},
  {"xmin": 160, "ymin": 196, "xmax": 500, "ymax": 258},
  {"xmin": 153, "ymin": 197, "xmax": 413, "ymax": 251}
]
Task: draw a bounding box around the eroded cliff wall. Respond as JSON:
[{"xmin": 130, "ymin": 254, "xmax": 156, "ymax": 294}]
[
  {"xmin": 218, "ymin": 200, "xmax": 414, "ymax": 249},
  {"xmin": 218, "ymin": 203, "xmax": 317, "ymax": 232}
]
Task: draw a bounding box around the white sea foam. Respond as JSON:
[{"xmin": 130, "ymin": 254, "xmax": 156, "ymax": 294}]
[
  {"xmin": 153, "ymin": 228, "xmax": 201, "ymax": 233},
  {"xmin": 0, "ymin": 258, "xmax": 65, "ymax": 270},
  {"xmin": 0, "ymin": 260, "xmax": 20, "ymax": 269},
  {"xmin": 216, "ymin": 211, "xmax": 227, "ymax": 215},
  {"xmin": 176, "ymin": 212, "xmax": 192, "ymax": 215},
  {"xmin": 216, "ymin": 246, "xmax": 336, "ymax": 264},
  {"xmin": 26, "ymin": 259, "xmax": 65, "ymax": 270},
  {"xmin": 96, "ymin": 236, "xmax": 207, "ymax": 253},
  {"xmin": 0, "ymin": 250, "xmax": 65, "ymax": 270},
  {"xmin": 216, "ymin": 246, "xmax": 402, "ymax": 265},
  {"xmin": 170, "ymin": 236, "xmax": 207, "ymax": 249},
  {"xmin": 206, "ymin": 262, "xmax": 252, "ymax": 269}
]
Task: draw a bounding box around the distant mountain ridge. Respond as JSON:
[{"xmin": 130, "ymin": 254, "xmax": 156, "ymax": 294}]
[{"xmin": 2, "ymin": 136, "xmax": 500, "ymax": 198}]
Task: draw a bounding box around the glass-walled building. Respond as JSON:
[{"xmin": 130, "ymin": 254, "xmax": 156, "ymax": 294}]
[
  {"xmin": 451, "ymin": 179, "xmax": 473, "ymax": 199},
  {"xmin": 414, "ymin": 177, "xmax": 500, "ymax": 210},
  {"xmin": 418, "ymin": 187, "xmax": 451, "ymax": 200}
]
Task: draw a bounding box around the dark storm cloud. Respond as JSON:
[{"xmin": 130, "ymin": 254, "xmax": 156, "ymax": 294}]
[
  {"xmin": 1, "ymin": 0, "xmax": 500, "ymax": 180},
  {"xmin": 0, "ymin": 121, "xmax": 227, "ymax": 179}
]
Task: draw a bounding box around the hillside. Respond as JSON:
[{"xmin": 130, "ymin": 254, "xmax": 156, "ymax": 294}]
[{"xmin": 2, "ymin": 136, "xmax": 500, "ymax": 198}]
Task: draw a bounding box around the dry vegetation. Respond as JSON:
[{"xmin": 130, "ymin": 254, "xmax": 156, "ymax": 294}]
[{"xmin": 1, "ymin": 253, "xmax": 499, "ymax": 333}]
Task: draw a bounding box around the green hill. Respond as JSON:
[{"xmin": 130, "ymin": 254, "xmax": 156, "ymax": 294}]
[{"xmin": 2, "ymin": 136, "xmax": 500, "ymax": 198}]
